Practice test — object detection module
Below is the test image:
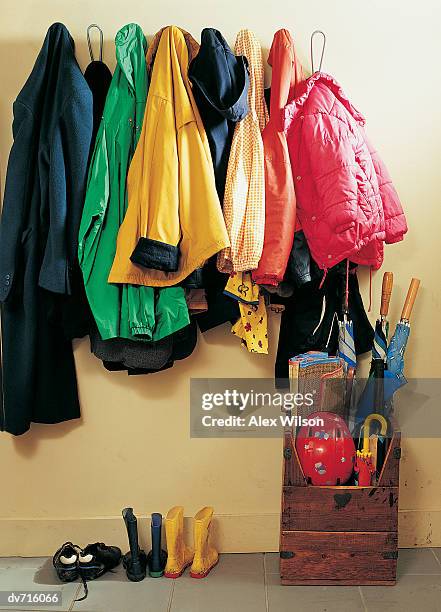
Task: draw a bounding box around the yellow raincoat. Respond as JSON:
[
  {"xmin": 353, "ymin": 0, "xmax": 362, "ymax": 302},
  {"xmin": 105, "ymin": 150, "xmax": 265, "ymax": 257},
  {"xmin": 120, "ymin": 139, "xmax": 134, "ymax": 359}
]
[{"xmin": 109, "ymin": 26, "xmax": 230, "ymax": 287}]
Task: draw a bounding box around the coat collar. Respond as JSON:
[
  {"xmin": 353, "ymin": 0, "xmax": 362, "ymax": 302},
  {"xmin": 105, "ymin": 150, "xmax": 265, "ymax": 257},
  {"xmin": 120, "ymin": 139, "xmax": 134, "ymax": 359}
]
[
  {"xmin": 283, "ymin": 72, "xmax": 366, "ymax": 128},
  {"xmin": 146, "ymin": 26, "xmax": 199, "ymax": 75},
  {"xmin": 147, "ymin": 26, "xmax": 200, "ymax": 128}
]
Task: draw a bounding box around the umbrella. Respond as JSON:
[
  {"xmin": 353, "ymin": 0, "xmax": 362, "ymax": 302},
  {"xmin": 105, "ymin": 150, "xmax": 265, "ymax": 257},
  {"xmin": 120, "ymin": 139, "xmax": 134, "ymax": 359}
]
[
  {"xmin": 371, "ymin": 272, "xmax": 393, "ymax": 416},
  {"xmin": 355, "ymin": 413, "xmax": 388, "ymax": 486},
  {"xmin": 386, "ymin": 278, "xmax": 421, "ymax": 388},
  {"xmin": 337, "ymin": 261, "xmax": 356, "ymax": 416},
  {"xmin": 355, "ymin": 277, "xmax": 420, "ymax": 426},
  {"xmin": 372, "ymin": 272, "xmax": 393, "ymax": 367}
]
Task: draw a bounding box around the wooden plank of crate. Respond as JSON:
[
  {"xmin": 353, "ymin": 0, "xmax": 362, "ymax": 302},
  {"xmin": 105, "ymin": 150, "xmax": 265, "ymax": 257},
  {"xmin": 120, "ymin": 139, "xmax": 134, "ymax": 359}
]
[
  {"xmin": 283, "ymin": 428, "xmax": 307, "ymax": 486},
  {"xmin": 282, "ymin": 485, "xmax": 398, "ymax": 532},
  {"xmin": 378, "ymin": 429, "xmax": 401, "ymax": 487},
  {"xmin": 280, "ymin": 530, "xmax": 398, "ymax": 584}
]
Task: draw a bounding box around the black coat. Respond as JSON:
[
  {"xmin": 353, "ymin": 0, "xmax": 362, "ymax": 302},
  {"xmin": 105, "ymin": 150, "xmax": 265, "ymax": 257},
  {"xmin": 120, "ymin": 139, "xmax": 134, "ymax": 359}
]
[
  {"xmin": 275, "ymin": 267, "xmax": 374, "ymax": 387},
  {"xmin": 0, "ymin": 23, "xmax": 93, "ymax": 435}
]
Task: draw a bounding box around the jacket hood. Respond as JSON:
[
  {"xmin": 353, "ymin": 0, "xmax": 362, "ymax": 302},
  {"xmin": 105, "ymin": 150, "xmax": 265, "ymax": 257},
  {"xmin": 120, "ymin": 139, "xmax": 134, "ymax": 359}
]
[
  {"xmin": 188, "ymin": 28, "xmax": 249, "ymax": 122},
  {"xmin": 283, "ymin": 72, "xmax": 365, "ymax": 128},
  {"xmin": 115, "ymin": 24, "xmax": 147, "ymax": 94},
  {"xmin": 267, "ymin": 28, "xmax": 293, "ymax": 67},
  {"xmin": 266, "ymin": 29, "xmax": 304, "ymax": 130},
  {"xmin": 146, "ymin": 26, "xmax": 199, "ymax": 75},
  {"xmin": 234, "ymin": 29, "xmax": 268, "ymax": 131}
]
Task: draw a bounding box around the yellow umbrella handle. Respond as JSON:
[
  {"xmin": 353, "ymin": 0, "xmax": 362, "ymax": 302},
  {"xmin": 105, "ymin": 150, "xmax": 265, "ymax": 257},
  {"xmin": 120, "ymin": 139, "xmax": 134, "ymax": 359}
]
[{"xmin": 362, "ymin": 413, "xmax": 388, "ymax": 453}]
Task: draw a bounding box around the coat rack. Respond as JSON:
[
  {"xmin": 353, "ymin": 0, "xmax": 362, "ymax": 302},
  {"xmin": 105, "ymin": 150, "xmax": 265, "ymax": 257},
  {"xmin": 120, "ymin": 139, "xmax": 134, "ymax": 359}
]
[
  {"xmin": 87, "ymin": 23, "xmax": 104, "ymax": 62},
  {"xmin": 310, "ymin": 29, "xmax": 326, "ymax": 73}
]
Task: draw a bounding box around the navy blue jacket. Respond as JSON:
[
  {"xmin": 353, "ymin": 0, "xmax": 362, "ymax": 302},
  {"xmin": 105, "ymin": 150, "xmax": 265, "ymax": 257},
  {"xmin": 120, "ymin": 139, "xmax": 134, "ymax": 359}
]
[
  {"xmin": 0, "ymin": 23, "xmax": 92, "ymax": 435},
  {"xmin": 189, "ymin": 29, "xmax": 249, "ymax": 330},
  {"xmin": 189, "ymin": 28, "xmax": 249, "ymax": 201}
]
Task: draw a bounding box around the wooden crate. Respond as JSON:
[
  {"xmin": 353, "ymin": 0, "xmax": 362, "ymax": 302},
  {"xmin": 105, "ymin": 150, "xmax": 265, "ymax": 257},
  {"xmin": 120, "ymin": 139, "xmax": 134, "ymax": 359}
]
[{"xmin": 280, "ymin": 423, "xmax": 401, "ymax": 585}]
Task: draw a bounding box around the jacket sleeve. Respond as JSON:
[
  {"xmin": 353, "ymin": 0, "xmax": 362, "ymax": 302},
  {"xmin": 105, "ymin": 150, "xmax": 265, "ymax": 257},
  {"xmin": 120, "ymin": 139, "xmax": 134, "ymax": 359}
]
[
  {"xmin": 38, "ymin": 89, "xmax": 93, "ymax": 295},
  {"xmin": 78, "ymin": 124, "xmax": 110, "ymax": 285},
  {"xmin": 363, "ymin": 130, "xmax": 408, "ymax": 244},
  {"xmin": 0, "ymin": 101, "xmax": 35, "ymax": 303},
  {"xmin": 130, "ymin": 96, "xmax": 181, "ymax": 272}
]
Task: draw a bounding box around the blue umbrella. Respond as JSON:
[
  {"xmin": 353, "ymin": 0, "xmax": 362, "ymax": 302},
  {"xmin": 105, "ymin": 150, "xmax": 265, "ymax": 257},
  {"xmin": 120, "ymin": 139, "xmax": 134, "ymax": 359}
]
[
  {"xmin": 355, "ymin": 370, "xmax": 404, "ymax": 424},
  {"xmin": 355, "ymin": 276, "xmax": 420, "ymax": 428},
  {"xmin": 338, "ymin": 313, "xmax": 356, "ymax": 370},
  {"xmin": 338, "ymin": 260, "xmax": 356, "ymax": 371},
  {"xmin": 387, "ymin": 322, "xmax": 410, "ymax": 381},
  {"xmin": 386, "ymin": 278, "xmax": 420, "ymax": 385}
]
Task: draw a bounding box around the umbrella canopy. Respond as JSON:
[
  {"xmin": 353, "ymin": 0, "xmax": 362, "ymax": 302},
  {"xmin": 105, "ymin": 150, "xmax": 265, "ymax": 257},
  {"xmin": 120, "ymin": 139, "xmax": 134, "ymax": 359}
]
[
  {"xmin": 386, "ymin": 278, "xmax": 420, "ymax": 383},
  {"xmin": 338, "ymin": 315, "xmax": 356, "ymax": 370},
  {"xmin": 337, "ymin": 260, "xmax": 356, "ymax": 370},
  {"xmin": 371, "ymin": 271, "xmax": 393, "ymax": 370},
  {"xmin": 372, "ymin": 318, "xmax": 387, "ymax": 362},
  {"xmin": 387, "ymin": 322, "xmax": 410, "ymax": 379},
  {"xmin": 357, "ymin": 278, "xmax": 420, "ymax": 425}
]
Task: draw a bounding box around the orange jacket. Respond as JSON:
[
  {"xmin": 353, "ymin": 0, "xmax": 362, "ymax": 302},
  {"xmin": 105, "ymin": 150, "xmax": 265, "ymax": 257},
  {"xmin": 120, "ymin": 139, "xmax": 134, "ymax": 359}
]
[{"xmin": 252, "ymin": 30, "xmax": 304, "ymax": 286}]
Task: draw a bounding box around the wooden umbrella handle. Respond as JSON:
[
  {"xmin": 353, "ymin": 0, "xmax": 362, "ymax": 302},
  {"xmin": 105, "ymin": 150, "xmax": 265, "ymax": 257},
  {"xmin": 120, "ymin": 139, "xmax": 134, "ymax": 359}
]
[
  {"xmin": 380, "ymin": 272, "xmax": 393, "ymax": 317},
  {"xmin": 401, "ymin": 278, "xmax": 421, "ymax": 321}
]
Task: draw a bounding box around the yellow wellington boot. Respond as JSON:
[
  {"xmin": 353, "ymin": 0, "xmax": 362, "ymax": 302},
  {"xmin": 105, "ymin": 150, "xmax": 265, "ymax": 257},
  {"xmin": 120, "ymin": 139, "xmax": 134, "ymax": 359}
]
[
  {"xmin": 164, "ymin": 506, "xmax": 194, "ymax": 578},
  {"xmin": 190, "ymin": 506, "xmax": 219, "ymax": 578}
]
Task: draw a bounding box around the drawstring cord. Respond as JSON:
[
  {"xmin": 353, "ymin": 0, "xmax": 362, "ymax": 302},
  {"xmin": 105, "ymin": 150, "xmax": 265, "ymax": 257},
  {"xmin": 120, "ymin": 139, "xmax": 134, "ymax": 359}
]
[
  {"xmin": 318, "ymin": 267, "xmax": 328, "ymax": 289},
  {"xmin": 345, "ymin": 259, "xmax": 350, "ymax": 313},
  {"xmin": 368, "ymin": 266, "xmax": 372, "ymax": 313}
]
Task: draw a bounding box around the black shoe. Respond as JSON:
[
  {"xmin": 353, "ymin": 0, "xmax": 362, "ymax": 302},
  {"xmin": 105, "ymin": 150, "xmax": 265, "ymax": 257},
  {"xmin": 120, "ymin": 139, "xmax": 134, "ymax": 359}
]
[
  {"xmin": 78, "ymin": 542, "xmax": 122, "ymax": 581},
  {"xmin": 74, "ymin": 542, "xmax": 121, "ymax": 602},
  {"xmin": 53, "ymin": 542, "xmax": 80, "ymax": 583}
]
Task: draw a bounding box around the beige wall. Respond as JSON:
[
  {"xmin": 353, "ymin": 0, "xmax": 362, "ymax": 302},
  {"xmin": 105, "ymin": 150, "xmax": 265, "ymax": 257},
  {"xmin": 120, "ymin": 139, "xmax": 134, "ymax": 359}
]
[{"xmin": 1, "ymin": 0, "xmax": 441, "ymax": 555}]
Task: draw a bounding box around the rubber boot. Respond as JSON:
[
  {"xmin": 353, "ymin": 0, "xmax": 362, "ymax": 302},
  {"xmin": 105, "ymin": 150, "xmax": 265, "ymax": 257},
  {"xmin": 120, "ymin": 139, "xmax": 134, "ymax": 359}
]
[
  {"xmin": 122, "ymin": 508, "xmax": 147, "ymax": 581},
  {"xmin": 147, "ymin": 513, "xmax": 167, "ymax": 577},
  {"xmin": 190, "ymin": 506, "xmax": 219, "ymax": 578},
  {"xmin": 164, "ymin": 506, "xmax": 194, "ymax": 578}
]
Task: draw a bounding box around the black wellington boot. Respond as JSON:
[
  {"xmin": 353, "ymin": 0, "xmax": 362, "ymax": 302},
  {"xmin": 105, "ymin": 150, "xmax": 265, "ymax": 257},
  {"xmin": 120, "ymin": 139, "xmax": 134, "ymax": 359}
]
[
  {"xmin": 122, "ymin": 507, "xmax": 147, "ymax": 581},
  {"xmin": 147, "ymin": 513, "xmax": 167, "ymax": 577}
]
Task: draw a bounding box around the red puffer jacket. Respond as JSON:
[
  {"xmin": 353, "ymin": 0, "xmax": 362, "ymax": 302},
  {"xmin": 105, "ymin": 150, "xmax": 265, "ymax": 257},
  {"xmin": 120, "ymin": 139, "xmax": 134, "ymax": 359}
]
[{"xmin": 283, "ymin": 72, "xmax": 407, "ymax": 271}]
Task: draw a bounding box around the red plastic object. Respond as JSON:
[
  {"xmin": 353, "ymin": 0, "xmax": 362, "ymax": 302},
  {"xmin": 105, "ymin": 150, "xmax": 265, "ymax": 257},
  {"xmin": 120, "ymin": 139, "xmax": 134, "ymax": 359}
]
[
  {"xmin": 354, "ymin": 453, "xmax": 376, "ymax": 486},
  {"xmin": 296, "ymin": 411, "xmax": 356, "ymax": 485}
]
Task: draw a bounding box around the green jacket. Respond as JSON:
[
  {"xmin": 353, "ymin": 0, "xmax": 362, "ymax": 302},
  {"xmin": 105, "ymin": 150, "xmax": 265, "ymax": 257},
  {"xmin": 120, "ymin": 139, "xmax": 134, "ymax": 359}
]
[{"xmin": 78, "ymin": 24, "xmax": 189, "ymax": 341}]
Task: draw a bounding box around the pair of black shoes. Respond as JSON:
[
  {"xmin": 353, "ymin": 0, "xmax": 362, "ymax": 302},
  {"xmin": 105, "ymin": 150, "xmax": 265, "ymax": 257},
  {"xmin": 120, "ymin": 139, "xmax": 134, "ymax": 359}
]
[
  {"xmin": 122, "ymin": 508, "xmax": 167, "ymax": 581},
  {"xmin": 53, "ymin": 541, "xmax": 121, "ymax": 601}
]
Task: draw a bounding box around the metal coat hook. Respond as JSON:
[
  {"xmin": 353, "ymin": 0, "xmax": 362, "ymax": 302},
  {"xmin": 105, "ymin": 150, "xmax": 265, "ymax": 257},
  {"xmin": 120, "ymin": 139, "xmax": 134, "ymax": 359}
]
[
  {"xmin": 310, "ymin": 30, "xmax": 326, "ymax": 73},
  {"xmin": 87, "ymin": 24, "xmax": 104, "ymax": 62}
]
